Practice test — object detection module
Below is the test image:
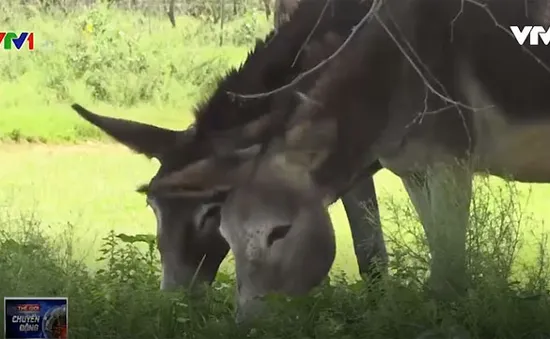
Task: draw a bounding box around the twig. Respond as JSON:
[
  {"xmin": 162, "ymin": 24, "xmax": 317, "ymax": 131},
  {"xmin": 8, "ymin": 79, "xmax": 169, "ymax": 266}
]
[
  {"xmin": 374, "ymin": 13, "xmax": 473, "ymax": 111},
  {"xmin": 226, "ymin": 0, "xmax": 383, "ymax": 100},
  {"xmin": 374, "ymin": 11, "xmax": 473, "ymax": 148},
  {"xmin": 291, "ymin": 0, "xmax": 332, "ymax": 67},
  {"xmin": 464, "ymin": 0, "xmax": 550, "ymax": 73}
]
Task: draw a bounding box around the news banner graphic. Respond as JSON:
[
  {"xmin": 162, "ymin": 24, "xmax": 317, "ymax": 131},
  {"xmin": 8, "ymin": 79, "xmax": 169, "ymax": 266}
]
[
  {"xmin": 4, "ymin": 297, "xmax": 68, "ymax": 339},
  {"xmin": 0, "ymin": 32, "xmax": 34, "ymax": 50}
]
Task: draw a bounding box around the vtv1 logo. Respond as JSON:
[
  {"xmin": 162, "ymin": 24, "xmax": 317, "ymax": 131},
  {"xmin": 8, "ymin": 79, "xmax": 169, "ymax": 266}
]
[
  {"xmin": 510, "ymin": 26, "xmax": 550, "ymax": 46},
  {"xmin": 0, "ymin": 32, "xmax": 34, "ymax": 50}
]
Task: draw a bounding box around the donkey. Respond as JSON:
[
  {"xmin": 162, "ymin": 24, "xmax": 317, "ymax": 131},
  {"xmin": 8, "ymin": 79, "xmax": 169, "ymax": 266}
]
[
  {"xmin": 72, "ymin": 0, "xmax": 386, "ymax": 292},
  {"xmin": 139, "ymin": 0, "xmax": 550, "ymax": 319}
]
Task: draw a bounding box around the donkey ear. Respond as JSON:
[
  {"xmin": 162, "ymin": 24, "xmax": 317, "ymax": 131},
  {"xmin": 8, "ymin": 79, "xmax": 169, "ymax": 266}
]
[
  {"xmin": 72, "ymin": 104, "xmax": 183, "ymax": 159},
  {"xmin": 142, "ymin": 145, "xmax": 262, "ymax": 197}
]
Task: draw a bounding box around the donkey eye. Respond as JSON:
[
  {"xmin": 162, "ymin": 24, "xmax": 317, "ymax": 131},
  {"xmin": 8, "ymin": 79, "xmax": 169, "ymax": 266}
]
[
  {"xmin": 267, "ymin": 224, "xmax": 292, "ymax": 247},
  {"xmin": 196, "ymin": 204, "xmax": 221, "ymax": 230}
]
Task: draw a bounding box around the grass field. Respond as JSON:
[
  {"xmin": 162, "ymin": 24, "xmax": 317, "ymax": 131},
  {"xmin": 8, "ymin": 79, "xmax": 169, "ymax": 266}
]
[
  {"xmin": 3, "ymin": 3, "xmax": 550, "ymax": 338},
  {"xmin": 0, "ymin": 143, "xmax": 405, "ymax": 276},
  {"xmin": 2, "ymin": 144, "xmax": 550, "ymax": 274},
  {"xmin": 3, "ymin": 143, "xmax": 550, "ymax": 337}
]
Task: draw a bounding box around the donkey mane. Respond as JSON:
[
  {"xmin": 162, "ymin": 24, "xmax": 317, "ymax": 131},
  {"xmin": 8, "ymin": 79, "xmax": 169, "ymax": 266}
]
[
  {"xmin": 191, "ymin": 32, "xmax": 293, "ymax": 137},
  {"xmin": 191, "ymin": 0, "xmax": 371, "ymax": 140},
  {"xmin": 152, "ymin": 0, "xmax": 372, "ymax": 177}
]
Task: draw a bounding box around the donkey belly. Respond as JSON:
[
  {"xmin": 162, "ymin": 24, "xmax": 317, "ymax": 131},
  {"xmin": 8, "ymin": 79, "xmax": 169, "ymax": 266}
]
[
  {"xmin": 473, "ymin": 117, "xmax": 550, "ymax": 183},
  {"xmin": 462, "ymin": 60, "xmax": 550, "ymax": 183},
  {"xmin": 377, "ymin": 60, "xmax": 550, "ymax": 182},
  {"xmin": 376, "ymin": 118, "xmax": 550, "ymax": 183}
]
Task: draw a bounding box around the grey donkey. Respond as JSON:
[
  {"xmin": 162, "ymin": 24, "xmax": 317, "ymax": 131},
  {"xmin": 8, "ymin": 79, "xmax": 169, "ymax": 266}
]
[
  {"xmin": 140, "ymin": 0, "xmax": 550, "ymax": 320},
  {"xmin": 71, "ymin": 0, "xmax": 386, "ymax": 298}
]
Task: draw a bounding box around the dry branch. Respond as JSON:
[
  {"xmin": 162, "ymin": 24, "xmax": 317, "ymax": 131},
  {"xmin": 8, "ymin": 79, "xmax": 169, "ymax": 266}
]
[{"xmin": 227, "ymin": 0, "xmax": 383, "ymax": 100}]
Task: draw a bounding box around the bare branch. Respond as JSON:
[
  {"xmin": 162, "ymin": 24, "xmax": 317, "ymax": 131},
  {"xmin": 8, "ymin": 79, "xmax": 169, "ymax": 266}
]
[
  {"xmin": 464, "ymin": 0, "xmax": 550, "ymax": 73},
  {"xmin": 291, "ymin": 0, "xmax": 332, "ymax": 68},
  {"xmin": 374, "ymin": 11, "xmax": 473, "ymax": 149},
  {"xmin": 375, "ymin": 13, "xmax": 472, "ymax": 110},
  {"xmin": 227, "ymin": 0, "xmax": 383, "ymax": 100},
  {"xmin": 449, "ymin": 0, "xmax": 464, "ymax": 41}
]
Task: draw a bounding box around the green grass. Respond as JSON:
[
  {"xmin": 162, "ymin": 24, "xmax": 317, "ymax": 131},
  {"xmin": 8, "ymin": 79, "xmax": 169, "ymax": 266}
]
[
  {"xmin": 1, "ymin": 144, "xmax": 550, "ymax": 274},
  {"xmin": 0, "ymin": 144, "xmax": 368, "ymax": 275},
  {"xmin": 3, "ymin": 145, "xmax": 550, "ymax": 337},
  {"xmin": 0, "ymin": 103, "xmax": 199, "ymax": 143}
]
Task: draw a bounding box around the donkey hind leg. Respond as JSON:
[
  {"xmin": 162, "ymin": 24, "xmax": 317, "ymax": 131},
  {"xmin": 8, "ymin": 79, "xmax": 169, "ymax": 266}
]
[
  {"xmin": 341, "ymin": 176, "xmax": 388, "ymax": 281},
  {"xmin": 401, "ymin": 164, "xmax": 472, "ymax": 299}
]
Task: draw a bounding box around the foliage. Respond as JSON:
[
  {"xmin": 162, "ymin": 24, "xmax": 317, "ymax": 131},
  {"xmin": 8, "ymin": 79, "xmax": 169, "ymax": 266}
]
[
  {"xmin": 95, "ymin": 231, "xmax": 159, "ymax": 288},
  {"xmin": 0, "ymin": 3, "xmax": 271, "ymax": 143},
  {"xmin": 1, "ymin": 3, "xmax": 270, "ymax": 106},
  {"xmin": 2, "ymin": 179, "xmax": 550, "ymax": 338},
  {"xmin": 14, "ymin": 0, "xmax": 271, "ymax": 23}
]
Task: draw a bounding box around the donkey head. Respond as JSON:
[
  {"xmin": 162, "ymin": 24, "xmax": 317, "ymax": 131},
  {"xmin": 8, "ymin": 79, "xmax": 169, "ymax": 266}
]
[
  {"xmin": 142, "ymin": 146, "xmax": 336, "ymax": 321},
  {"xmin": 72, "ymin": 104, "xmax": 230, "ymax": 289}
]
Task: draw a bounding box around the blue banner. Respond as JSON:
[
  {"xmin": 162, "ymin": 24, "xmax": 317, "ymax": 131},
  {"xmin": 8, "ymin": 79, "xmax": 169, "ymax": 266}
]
[{"xmin": 4, "ymin": 297, "xmax": 68, "ymax": 339}]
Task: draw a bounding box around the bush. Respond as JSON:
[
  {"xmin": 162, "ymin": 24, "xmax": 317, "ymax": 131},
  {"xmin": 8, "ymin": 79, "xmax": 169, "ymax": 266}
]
[
  {"xmin": 1, "ymin": 3, "xmax": 270, "ymax": 108},
  {"xmin": 0, "ymin": 3, "xmax": 271, "ymax": 142}
]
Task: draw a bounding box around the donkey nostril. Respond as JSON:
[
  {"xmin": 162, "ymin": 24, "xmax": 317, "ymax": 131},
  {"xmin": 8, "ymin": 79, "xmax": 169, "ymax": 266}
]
[{"xmin": 266, "ymin": 224, "xmax": 292, "ymax": 247}]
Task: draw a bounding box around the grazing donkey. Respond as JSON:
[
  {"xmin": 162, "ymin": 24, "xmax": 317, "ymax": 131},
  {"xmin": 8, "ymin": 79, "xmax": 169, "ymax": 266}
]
[
  {"xmin": 72, "ymin": 0, "xmax": 386, "ymax": 293},
  {"xmin": 140, "ymin": 0, "xmax": 550, "ymax": 319}
]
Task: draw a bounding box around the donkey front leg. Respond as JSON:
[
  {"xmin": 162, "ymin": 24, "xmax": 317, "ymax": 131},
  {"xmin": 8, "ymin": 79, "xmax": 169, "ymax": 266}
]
[
  {"xmin": 401, "ymin": 163, "xmax": 472, "ymax": 299},
  {"xmin": 341, "ymin": 176, "xmax": 388, "ymax": 280}
]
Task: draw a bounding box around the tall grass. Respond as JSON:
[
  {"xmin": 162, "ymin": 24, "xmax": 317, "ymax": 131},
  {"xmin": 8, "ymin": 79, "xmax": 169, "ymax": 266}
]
[{"xmin": 2, "ymin": 178, "xmax": 550, "ymax": 338}]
